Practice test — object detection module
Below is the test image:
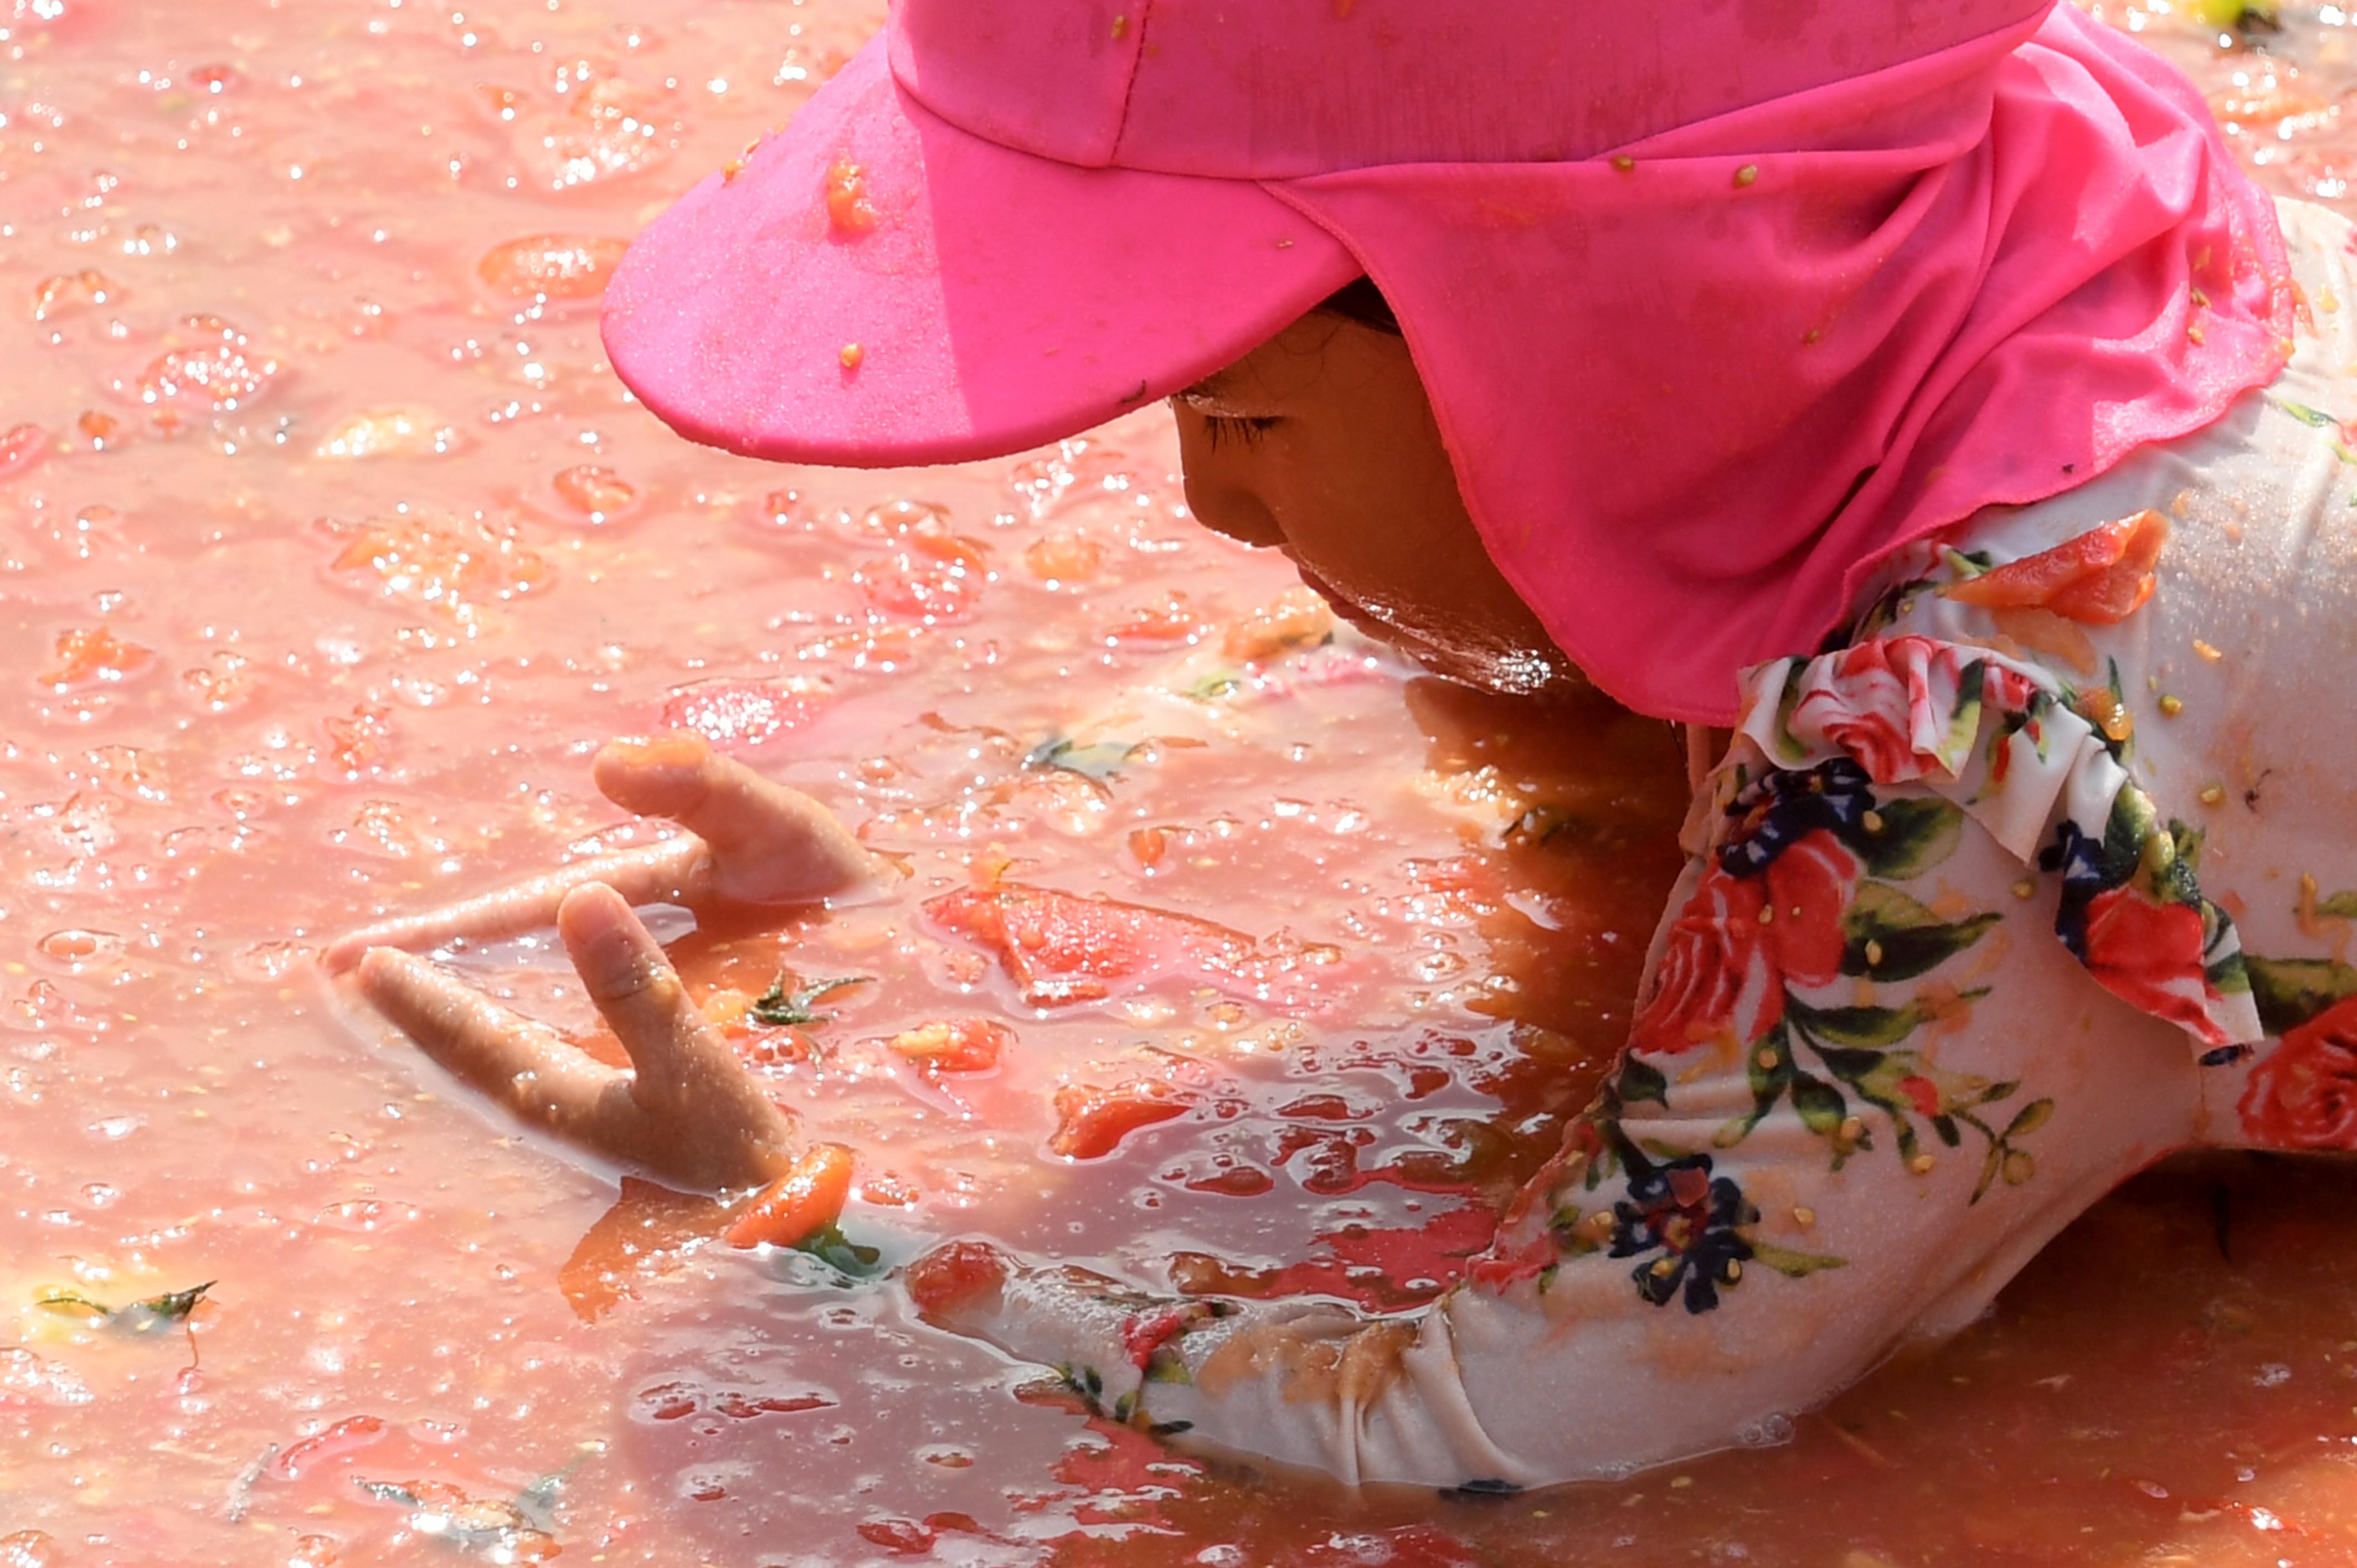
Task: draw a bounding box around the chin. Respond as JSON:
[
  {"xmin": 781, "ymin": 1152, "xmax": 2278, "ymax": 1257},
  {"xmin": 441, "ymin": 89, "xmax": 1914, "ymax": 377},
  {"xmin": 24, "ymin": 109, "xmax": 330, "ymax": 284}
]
[{"xmin": 1401, "ymin": 637, "xmax": 1588, "ymax": 699}]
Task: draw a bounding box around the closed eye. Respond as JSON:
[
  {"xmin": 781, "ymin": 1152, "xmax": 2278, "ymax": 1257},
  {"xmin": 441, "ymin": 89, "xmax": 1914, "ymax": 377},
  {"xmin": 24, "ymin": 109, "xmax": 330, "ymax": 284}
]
[{"xmin": 1202, "ymin": 414, "xmax": 1278, "ymax": 450}]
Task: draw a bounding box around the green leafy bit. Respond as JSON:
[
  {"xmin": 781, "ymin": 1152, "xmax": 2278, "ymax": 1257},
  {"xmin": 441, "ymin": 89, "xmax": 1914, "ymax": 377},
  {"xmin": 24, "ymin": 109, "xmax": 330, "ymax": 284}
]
[
  {"xmin": 796, "ymin": 1223, "xmax": 883, "ymax": 1278},
  {"xmin": 749, "ymin": 973, "xmax": 871, "ymax": 1028},
  {"xmin": 1025, "ymin": 735, "xmax": 1141, "ymax": 781},
  {"xmin": 2316, "ymin": 890, "xmax": 2357, "ymax": 920},
  {"xmin": 128, "ymin": 1281, "xmax": 215, "ymax": 1322},
  {"xmin": 1182, "ymin": 670, "xmax": 1244, "ymax": 701},
  {"xmin": 37, "ymin": 1280, "xmax": 214, "ymax": 1329}
]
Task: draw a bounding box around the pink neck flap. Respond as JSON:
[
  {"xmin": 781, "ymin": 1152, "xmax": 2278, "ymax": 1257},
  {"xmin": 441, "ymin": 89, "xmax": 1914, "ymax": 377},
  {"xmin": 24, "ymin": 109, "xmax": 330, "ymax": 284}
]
[{"xmin": 1277, "ymin": 3, "xmax": 2292, "ymax": 722}]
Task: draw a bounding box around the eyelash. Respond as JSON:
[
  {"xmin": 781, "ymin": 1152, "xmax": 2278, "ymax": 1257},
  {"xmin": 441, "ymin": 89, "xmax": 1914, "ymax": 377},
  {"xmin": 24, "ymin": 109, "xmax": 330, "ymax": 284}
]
[{"xmin": 1202, "ymin": 414, "xmax": 1278, "ymax": 450}]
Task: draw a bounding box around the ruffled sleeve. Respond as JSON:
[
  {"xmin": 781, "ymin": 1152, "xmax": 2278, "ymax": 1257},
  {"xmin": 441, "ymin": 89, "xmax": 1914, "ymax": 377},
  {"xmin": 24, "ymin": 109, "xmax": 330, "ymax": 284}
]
[{"xmin": 1725, "ymin": 634, "xmax": 2262, "ymax": 1056}]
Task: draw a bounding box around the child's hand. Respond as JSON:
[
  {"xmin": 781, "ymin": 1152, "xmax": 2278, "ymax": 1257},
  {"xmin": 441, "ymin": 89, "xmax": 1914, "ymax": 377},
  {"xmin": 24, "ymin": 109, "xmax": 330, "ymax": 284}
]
[
  {"xmin": 321, "ymin": 733, "xmax": 886, "ymax": 974},
  {"xmin": 354, "ymin": 881, "xmax": 799, "ymax": 1190}
]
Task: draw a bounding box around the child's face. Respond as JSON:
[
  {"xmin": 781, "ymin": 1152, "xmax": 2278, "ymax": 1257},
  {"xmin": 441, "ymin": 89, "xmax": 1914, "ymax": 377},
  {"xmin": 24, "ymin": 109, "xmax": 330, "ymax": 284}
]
[{"xmin": 1171, "ymin": 312, "xmax": 1583, "ymax": 697}]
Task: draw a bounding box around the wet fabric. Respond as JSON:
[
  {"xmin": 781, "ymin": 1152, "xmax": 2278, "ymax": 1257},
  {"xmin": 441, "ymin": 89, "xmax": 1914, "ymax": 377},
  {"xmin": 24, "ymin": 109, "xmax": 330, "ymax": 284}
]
[{"xmin": 938, "ymin": 198, "xmax": 2357, "ymax": 1487}]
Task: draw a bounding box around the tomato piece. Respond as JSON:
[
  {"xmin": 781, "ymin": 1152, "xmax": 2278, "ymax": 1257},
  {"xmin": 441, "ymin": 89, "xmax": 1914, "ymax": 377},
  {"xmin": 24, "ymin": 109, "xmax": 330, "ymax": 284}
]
[
  {"xmin": 825, "ymin": 160, "xmax": 878, "ymax": 236},
  {"xmin": 327, "ymin": 515, "xmax": 551, "ymax": 616},
  {"xmin": 322, "ymin": 703, "xmax": 393, "ymax": 776},
  {"xmin": 856, "ymin": 548, "xmax": 984, "ymax": 621},
  {"xmin": 1049, "ymin": 1080, "xmax": 1193, "ymax": 1159},
  {"xmin": 725, "ymin": 1143, "xmax": 855, "ymax": 1250},
  {"xmin": 658, "ymin": 676, "xmax": 826, "ymax": 749},
  {"xmin": 131, "ymin": 326, "xmax": 277, "ymax": 411},
  {"xmin": 1022, "ymin": 530, "xmax": 1102, "ymax": 583},
  {"xmin": 0, "ymin": 422, "xmax": 48, "ymax": 480},
  {"xmin": 559, "ymin": 1177, "xmax": 724, "ymax": 1323},
  {"xmin": 273, "ymin": 1414, "xmax": 388, "ymax": 1479},
  {"xmin": 903, "ymin": 1239, "xmax": 1009, "ymax": 1319},
  {"xmin": 1222, "ymin": 584, "xmax": 1336, "ymax": 662},
  {"xmin": 922, "ymin": 882, "xmax": 1254, "ymax": 1004},
  {"xmin": 552, "ymin": 463, "xmax": 635, "ymax": 518},
  {"xmin": 1942, "ymin": 510, "xmax": 2168, "ymax": 625},
  {"xmin": 886, "ymin": 1018, "xmax": 1010, "ymax": 1074},
  {"xmin": 476, "ymin": 233, "xmax": 629, "ymax": 300},
  {"xmin": 1103, "ymin": 589, "xmax": 1202, "ymax": 642},
  {"xmin": 37, "ymin": 627, "xmax": 150, "ymax": 687}
]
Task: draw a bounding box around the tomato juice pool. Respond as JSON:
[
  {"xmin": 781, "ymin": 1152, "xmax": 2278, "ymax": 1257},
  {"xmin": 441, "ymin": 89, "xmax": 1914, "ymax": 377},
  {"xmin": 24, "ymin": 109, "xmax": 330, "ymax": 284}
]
[{"xmin": 7, "ymin": 1, "xmax": 2357, "ymax": 1563}]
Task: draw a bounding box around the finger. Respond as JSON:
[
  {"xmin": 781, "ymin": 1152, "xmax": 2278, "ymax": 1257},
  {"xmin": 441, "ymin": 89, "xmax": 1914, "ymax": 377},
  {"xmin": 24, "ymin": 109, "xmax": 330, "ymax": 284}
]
[
  {"xmin": 557, "ymin": 883, "xmax": 798, "ymax": 1178},
  {"xmin": 319, "ymin": 839, "xmax": 706, "ymax": 974},
  {"xmin": 354, "ymin": 947, "xmax": 629, "ymax": 1151},
  {"xmin": 594, "ymin": 735, "xmax": 879, "ymax": 905}
]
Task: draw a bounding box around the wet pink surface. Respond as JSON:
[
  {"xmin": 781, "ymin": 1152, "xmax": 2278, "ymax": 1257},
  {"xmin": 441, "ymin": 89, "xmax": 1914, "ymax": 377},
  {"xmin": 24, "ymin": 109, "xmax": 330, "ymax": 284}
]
[{"xmin": 7, "ymin": 2, "xmax": 2357, "ymax": 1564}]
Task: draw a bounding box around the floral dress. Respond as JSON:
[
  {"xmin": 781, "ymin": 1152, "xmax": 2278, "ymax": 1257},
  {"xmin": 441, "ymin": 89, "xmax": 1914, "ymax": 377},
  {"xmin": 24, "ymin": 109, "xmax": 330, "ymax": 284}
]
[{"xmin": 932, "ymin": 197, "xmax": 2357, "ymax": 1488}]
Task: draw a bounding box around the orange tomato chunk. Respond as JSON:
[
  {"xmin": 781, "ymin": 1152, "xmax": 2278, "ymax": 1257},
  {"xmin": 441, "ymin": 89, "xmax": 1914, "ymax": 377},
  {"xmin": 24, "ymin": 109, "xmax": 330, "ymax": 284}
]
[
  {"xmin": 1049, "ymin": 1079, "xmax": 1193, "ymax": 1159},
  {"xmin": 1222, "ymin": 585, "xmax": 1336, "ymax": 662},
  {"xmin": 825, "ymin": 160, "xmax": 878, "ymax": 236},
  {"xmin": 725, "ymin": 1143, "xmax": 855, "ymax": 1250},
  {"xmin": 1942, "ymin": 510, "xmax": 2168, "ymax": 626},
  {"xmin": 552, "ymin": 463, "xmax": 635, "ymax": 516},
  {"xmin": 38, "ymin": 627, "xmax": 151, "ymax": 687},
  {"xmin": 476, "ymin": 233, "xmax": 629, "ymax": 300}
]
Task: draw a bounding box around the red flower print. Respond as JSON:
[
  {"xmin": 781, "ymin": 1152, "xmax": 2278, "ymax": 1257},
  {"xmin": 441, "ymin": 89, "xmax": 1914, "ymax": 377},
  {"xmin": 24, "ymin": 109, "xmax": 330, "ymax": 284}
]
[
  {"xmin": 2079, "ymin": 884, "xmax": 2226, "ymax": 1045},
  {"xmin": 1763, "ymin": 830, "xmax": 1854, "ymax": 989},
  {"xmin": 1632, "ymin": 865, "xmax": 1777, "ymax": 1058},
  {"xmin": 1789, "ymin": 637, "xmax": 1968, "ymax": 784},
  {"xmin": 1632, "ymin": 832, "xmax": 1856, "ymax": 1057},
  {"xmin": 2238, "ymin": 996, "xmax": 2357, "ymax": 1151},
  {"xmin": 1982, "ymin": 663, "xmax": 2042, "ymax": 713},
  {"xmin": 1898, "ymin": 1075, "xmax": 1942, "ymax": 1118}
]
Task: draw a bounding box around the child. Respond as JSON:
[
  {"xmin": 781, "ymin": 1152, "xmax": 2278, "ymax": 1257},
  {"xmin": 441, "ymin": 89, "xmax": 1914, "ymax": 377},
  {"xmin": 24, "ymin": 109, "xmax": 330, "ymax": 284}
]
[{"xmin": 332, "ymin": 0, "xmax": 2357, "ymax": 1489}]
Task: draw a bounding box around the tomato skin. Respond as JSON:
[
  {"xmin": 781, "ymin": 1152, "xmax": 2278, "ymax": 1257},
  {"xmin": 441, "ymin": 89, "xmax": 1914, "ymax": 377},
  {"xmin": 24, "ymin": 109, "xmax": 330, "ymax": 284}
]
[
  {"xmin": 1049, "ymin": 1080, "xmax": 1193, "ymax": 1159},
  {"xmin": 272, "ymin": 1414, "xmax": 388, "ymax": 1479},
  {"xmin": 724, "ymin": 1143, "xmax": 855, "ymax": 1250}
]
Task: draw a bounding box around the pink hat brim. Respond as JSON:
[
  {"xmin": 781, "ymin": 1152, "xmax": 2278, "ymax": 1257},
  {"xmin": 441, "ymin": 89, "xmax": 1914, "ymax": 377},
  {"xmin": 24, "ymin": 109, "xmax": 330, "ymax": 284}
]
[{"xmin": 601, "ymin": 38, "xmax": 1363, "ymax": 468}]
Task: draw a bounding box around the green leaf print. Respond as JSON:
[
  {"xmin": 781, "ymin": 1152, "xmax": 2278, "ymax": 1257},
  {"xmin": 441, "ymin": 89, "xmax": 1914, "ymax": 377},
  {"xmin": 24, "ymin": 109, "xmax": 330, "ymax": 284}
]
[
  {"xmin": 2316, "ymin": 890, "xmax": 2357, "ymax": 920},
  {"xmin": 2246, "ymin": 956, "xmax": 2357, "ymax": 1036},
  {"xmin": 1788, "ymin": 998, "xmax": 1926, "ymax": 1050},
  {"xmin": 1839, "ymin": 881, "xmax": 2001, "ymax": 982},
  {"xmin": 1747, "ymin": 1241, "xmax": 1848, "ymax": 1280},
  {"xmin": 1850, "ymin": 797, "xmax": 1965, "ymax": 881},
  {"xmin": 1615, "ymin": 1053, "xmax": 1670, "ymax": 1109}
]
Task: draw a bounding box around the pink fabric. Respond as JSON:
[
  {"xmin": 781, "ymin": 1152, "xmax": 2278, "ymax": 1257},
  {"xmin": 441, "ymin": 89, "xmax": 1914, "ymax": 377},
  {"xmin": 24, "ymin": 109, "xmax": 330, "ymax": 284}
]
[
  {"xmin": 1286, "ymin": 4, "xmax": 2292, "ymax": 721},
  {"xmin": 605, "ymin": 0, "xmax": 2292, "ymax": 724}
]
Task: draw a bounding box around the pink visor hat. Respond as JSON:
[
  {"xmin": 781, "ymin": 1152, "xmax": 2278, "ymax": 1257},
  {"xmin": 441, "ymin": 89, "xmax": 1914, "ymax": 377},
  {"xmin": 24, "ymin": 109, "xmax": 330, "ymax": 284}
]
[{"xmin": 604, "ymin": 0, "xmax": 2292, "ymax": 724}]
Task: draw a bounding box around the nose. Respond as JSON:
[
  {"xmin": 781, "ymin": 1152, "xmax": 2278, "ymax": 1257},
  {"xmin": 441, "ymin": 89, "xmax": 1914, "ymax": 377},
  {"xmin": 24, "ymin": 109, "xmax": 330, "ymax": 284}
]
[{"xmin": 1183, "ymin": 479, "xmax": 1287, "ymax": 550}]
